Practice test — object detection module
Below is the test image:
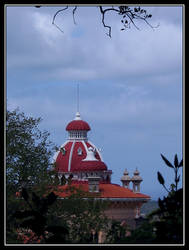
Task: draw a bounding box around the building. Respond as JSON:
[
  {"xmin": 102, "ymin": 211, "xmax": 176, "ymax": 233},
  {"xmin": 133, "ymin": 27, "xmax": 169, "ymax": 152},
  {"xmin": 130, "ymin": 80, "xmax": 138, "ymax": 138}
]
[{"xmin": 52, "ymin": 111, "xmax": 150, "ymax": 229}]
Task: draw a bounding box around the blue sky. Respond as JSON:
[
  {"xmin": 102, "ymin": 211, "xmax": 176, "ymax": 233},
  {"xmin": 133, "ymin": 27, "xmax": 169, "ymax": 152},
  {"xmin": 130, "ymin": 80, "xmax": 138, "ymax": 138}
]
[{"xmin": 6, "ymin": 5, "xmax": 183, "ymax": 200}]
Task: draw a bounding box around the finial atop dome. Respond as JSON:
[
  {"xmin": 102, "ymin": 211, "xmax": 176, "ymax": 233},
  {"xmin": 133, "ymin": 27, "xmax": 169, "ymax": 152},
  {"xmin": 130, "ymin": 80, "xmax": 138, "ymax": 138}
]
[{"xmin": 74, "ymin": 111, "xmax": 81, "ymax": 120}]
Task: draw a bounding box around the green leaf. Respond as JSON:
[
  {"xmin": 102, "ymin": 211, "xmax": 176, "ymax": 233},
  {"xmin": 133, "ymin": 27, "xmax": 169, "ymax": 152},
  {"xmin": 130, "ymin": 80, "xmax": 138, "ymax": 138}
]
[
  {"xmin": 174, "ymin": 154, "xmax": 178, "ymax": 168},
  {"xmin": 178, "ymin": 159, "xmax": 183, "ymax": 168},
  {"xmin": 160, "ymin": 154, "xmax": 174, "ymax": 168},
  {"xmin": 157, "ymin": 171, "xmax": 165, "ymax": 185},
  {"xmin": 175, "ymin": 175, "xmax": 180, "ymax": 184}
]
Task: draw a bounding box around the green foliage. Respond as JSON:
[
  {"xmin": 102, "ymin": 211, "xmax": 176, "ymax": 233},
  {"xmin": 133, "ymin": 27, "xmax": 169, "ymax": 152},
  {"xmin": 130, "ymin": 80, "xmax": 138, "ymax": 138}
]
[
  {"xmin": 157, "ymin": 171, "xmax": 165, "ymax": 185},
  {"xmin": 152, "ymin": 188, "xmax": 183, "ymax": 243},
  {"xmin": 13, "ymin": 188, "xmax": 69, "ymax": 243},
  {"xmin": 120, "ymin": 221, "xmax": 156, "ymax": 244},
  {"xmin": 158, "ymin": 154, "xmax": 183, "ymax": 192},
  {"xmin": 6, "ymin": 108, "xmax": 56, "ymax": 192},
  {"xmin": 105, "ymin": 220, "xmax": 128, "ymax": 243},
  {"xmin": 48, "ymin": 185, "xmax": 111, "ymax": 243},
  {"xmin": 152, "ymin": 155, "xmax": 183, "ymax": 244},
  {"xmin": 6, "ymin": 108, "xmax": 58, "ymax": 243},
  {"xmin": 118, "ymin": 153, "xmax": 183, "ymax": 244}
]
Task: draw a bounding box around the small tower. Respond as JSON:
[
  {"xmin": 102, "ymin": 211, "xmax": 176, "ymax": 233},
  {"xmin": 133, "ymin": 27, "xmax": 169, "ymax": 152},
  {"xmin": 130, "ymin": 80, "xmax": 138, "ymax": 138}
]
[
  {"xmin": 121, "ymin": 169, "xmax": 131, "ymax": 188},
  {"xmin": 131, "ymin": 168, "xmax": 143, "ymax": 193}
]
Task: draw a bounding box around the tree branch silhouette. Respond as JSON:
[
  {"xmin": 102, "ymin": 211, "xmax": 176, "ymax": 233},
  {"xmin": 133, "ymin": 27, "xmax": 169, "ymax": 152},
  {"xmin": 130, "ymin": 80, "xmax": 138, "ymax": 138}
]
[{"xmin": 45, "ymin": 6, "xmax": 158, "ymax": 37}]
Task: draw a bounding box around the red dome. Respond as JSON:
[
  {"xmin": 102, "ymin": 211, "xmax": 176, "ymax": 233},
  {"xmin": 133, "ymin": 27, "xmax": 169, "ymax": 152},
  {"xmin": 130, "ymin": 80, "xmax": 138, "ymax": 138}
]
[
  {"xmin": 55, "ymin": 141, "xmax": 102, "ymax": 173},
  {"xmin": 66, "ymin": 120, "xmax": 91, "ymax": 131},
  {"xmin": 73, "ymin": 161, "xmax": 107, "ymax": 172}
]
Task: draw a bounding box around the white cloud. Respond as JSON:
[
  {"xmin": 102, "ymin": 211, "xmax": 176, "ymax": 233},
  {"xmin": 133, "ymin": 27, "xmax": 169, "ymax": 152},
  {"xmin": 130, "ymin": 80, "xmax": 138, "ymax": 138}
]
[
  {"xmin": 7, "ymin": 6, "xmax": 182, "ymax": 84},
  {"xmin": 6, "ymin": 6, "xmax": 183, "ymax": 200}
]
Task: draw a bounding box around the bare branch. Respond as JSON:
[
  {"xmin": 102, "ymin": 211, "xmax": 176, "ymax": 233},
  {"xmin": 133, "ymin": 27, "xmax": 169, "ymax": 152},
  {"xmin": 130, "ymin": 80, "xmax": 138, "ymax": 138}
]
[
  {"xmin": 73, "ymin": 6, "xmax": 78, "ymax": 25},
  {"xmin": 125, "ymin": 12, "xmax": 140, "ymax": 30},
  {"xmin": 132, "ymin": 12, "xmax": 160, "ymax": 30},
  {"xmin": 52, "ymin": 22, "xmax": 64, "ymax": 34},
  {"xmin": 99, "ymin": 6, "xmax": 113, "ymax": 38},
  {"xmin": 52, "ymin": 6, "xmax": 68, "ymax": 33},
  {"xmin": 50, "ymin": 5, "xmax": 157, "ymax": 37}
]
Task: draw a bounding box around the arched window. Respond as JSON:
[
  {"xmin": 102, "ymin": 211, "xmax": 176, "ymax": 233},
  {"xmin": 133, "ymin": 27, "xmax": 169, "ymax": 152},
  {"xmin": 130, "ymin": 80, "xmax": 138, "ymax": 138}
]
[{"xmin": 77, "ymin": 147, "xmax": 82, "ymax": 155}]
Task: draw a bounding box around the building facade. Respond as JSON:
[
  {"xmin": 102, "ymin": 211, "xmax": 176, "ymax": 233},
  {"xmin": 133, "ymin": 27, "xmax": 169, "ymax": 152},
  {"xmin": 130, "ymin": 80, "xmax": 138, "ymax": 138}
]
[{"xmin": 53, "ymin": 111, "xmax": 150, "ymax": 229}]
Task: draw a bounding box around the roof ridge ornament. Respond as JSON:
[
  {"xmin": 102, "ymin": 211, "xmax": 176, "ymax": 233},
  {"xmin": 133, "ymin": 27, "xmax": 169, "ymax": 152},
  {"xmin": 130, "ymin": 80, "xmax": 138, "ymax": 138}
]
[
  {"xmin": 82, "ymin": 147, "xmax": 99, "ymax": 161},
  {"xmin": 74, "ymin": 111, "xmax": 81, "ymax": 120}
]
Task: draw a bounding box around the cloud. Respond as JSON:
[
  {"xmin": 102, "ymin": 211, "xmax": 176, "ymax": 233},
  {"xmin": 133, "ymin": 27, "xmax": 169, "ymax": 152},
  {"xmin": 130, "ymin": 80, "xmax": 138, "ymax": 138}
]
[{"xmin": 7, "ymin": 6, "xmax": 182, "ymax": 84}]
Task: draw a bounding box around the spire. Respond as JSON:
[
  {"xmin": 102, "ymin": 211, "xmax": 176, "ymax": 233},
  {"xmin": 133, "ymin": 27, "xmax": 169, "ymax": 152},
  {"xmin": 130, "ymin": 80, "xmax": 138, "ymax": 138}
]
[
  {"xmin": 77, "ymin": 83, "xmax": 79, "ymax": 113},
  {"xmin": 74, "ymin": 84, "xmax": 81, "ymax": 121}
]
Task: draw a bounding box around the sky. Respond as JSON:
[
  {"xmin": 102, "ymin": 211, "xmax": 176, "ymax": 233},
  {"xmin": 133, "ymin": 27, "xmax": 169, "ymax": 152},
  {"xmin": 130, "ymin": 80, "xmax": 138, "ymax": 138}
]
[{"xmin": 6, "ymin": 5, "xmax": 183, "ymax": 200}]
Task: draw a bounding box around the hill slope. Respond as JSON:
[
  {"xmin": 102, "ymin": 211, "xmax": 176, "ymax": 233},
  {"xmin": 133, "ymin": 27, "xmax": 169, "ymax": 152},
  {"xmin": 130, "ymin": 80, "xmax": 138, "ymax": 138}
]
[{"xmin": 141, "ymin": 200, "xmax": 159, "ymax": 215}]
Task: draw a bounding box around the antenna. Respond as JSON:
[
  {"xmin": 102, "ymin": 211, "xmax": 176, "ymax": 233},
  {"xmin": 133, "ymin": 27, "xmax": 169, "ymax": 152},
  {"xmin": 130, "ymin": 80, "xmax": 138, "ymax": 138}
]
[{"xmin": 77, "ymin": 83, "xmax": 79, "ymax": 112}]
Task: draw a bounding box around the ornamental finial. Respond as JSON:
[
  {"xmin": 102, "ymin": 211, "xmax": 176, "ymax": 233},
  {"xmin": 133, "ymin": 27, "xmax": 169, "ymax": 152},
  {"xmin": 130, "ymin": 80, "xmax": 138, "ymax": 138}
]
[{"xmin": 74, "ymin": 111, "xmax": 81, "ymax": 120}]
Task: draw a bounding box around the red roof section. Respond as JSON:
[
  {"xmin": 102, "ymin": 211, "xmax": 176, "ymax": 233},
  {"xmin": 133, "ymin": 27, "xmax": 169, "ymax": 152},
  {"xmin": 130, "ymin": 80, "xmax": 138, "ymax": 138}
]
[
  {"xmin": 73, "ymin": 161, "xmax": 107, "ymax": 172},
  {"xmin": 54, "ymin": 183, "xmax": 151, "ymax": 199},
  {"xmin": 55, "ymin": 142, "xmax": 73, "ymax": 172},
  {"xmin": 55, "ymin": 141, "xmax": 103, "ymax": 172},
  {"xmin": 66, "ymin": 120, "xmax": 91, "ymax": 131}
]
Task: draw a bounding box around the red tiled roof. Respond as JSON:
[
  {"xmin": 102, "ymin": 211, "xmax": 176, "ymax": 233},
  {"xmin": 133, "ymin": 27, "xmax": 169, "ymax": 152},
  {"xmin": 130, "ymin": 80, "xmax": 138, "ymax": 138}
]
[
  {"xmin": 54, "ymin": 183, "xmax": 150, "ymax": 199},
  {"xmin": 66, "ymin": 120, "xmax": 91, "ymax": 131}
]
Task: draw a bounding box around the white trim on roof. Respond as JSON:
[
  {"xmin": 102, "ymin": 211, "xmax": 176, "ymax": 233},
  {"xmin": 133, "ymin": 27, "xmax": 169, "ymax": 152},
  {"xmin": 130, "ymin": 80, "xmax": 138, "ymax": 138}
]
[
  {"xmin": 88, "ymin": 140, "xmax": 103, "ymax": 161},
  {"xmin": 68, "ymin": 141, "xmax": 75, "ymax": 172}
]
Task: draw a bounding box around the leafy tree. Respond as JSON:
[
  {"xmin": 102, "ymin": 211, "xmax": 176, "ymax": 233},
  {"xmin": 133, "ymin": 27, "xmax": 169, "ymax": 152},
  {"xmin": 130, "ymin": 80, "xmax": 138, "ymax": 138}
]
[
  {"xmin": 10, "ymin": 184, "xmax": 111, "ymax": 244},
  {"xmin": 6, "ymin": 108, "xmax": 57, "ymax": 193},
  {"xmin": 48, "ymin": 184, "xmax": 111, "ymax": 244},
  {"xmin": 105, "ymin": 220, "xmax": 129, "ymax": 243},
  {"xmin": 13, "ymin": 188, "xmax": 69, "ymax": 244},
  {"xmin": 6, "ymin": 108, "xmax": 58, "ymax": 243},
  {"xmin": 152, "ymin": 154, "xmax": 183, "ymax": 243}
]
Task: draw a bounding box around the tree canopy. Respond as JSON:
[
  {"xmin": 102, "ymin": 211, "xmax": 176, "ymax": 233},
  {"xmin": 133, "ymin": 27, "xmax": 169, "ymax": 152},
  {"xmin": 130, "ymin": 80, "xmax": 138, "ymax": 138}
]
[{"xmin": 6, "ymin": 108, "xmax": 56, "ymax": 192}]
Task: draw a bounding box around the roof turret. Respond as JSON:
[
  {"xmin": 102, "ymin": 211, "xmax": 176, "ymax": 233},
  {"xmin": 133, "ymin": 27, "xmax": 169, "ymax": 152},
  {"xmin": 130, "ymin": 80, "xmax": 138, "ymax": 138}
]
[
  {"xmin": 121, "ymin": 169, "xmax": 131, "ymax": 181},
  {"xmin": 121, "ymin": 169, "xmax": 131, "ymax": 188},
  {"xmin": 131, "ymin": 168, "xmax": 143, "ymax": 181}
]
